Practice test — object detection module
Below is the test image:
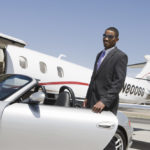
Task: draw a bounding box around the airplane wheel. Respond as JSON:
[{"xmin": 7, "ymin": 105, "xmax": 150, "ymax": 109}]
[
  {"xmin": 114, "ymin": 128, "xmax": 127, "ymax": 150},
  {"xmin": 59, "ymin": 86, "xmax": 75, "ymax": 107}
]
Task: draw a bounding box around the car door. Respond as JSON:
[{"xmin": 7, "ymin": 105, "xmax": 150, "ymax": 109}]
[{"xmin": 0, "ymin": 103, "xmax": 118, "ymax": 150}]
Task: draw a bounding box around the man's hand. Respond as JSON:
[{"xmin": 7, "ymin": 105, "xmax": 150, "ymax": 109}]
[
  {"xmin": 83, "ymin": 99, "xmax": 87, "ymax": 108},
  {"xmin": 92, "ymin": 101, "xmax": 105, "ymax": 113}
]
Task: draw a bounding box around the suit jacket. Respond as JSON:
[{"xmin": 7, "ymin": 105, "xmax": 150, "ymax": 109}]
[{"xmin": 86, "ymin": 47, "xmax": 128, "ymax": 114}]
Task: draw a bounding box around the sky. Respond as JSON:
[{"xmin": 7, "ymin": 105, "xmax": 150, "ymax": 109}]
[{"xmin": 1, "ymin": 0, "xmax": 150, "ymax": 76}]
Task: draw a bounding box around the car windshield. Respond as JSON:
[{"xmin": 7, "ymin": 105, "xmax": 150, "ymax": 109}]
[{"xmin": 0, "ymin": 74, "xmax": 32, "ymax": 100}]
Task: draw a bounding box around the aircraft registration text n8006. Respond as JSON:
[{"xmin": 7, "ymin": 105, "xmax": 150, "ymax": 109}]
[{"xmin": 121, "ymin": 83, "xmax": 145, "ymax": 97}]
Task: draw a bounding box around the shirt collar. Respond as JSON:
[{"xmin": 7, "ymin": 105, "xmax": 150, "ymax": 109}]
[{"xmin": 104, "ymin": 46, "xmax": 116, "ymax": 55}]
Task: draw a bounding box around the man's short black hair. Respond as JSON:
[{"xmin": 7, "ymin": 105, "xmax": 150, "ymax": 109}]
[{"xmin": 106, "ymin": 27, "xmax": 119, "ymax": 38}]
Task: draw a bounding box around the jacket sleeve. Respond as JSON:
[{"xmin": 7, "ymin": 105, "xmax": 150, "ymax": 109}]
[{"xmin": 101, "ymin": 54, "xmax": 128, "ymax": 108}]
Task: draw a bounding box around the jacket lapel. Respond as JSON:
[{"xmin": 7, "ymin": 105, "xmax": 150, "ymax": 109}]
[
  {"xmin": 94, "ymin": 47, "xmax": 118, "ymax": 79},
  {"xmin": 92, "ymin": 51, "xmax": 102, "ymax": 77}
]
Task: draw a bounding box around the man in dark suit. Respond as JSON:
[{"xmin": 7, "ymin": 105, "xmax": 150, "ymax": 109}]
[{"xmin": 83, "ymin": 27, "xmax": 128, "ymax": 150}]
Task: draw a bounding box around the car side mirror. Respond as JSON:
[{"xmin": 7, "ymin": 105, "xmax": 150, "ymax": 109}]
[{"xmin": 29, "ymin": 91, "xmax": 45, "ymax": 104}]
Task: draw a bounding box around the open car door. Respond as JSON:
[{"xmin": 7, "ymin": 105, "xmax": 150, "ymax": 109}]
[{"xmin": 0, "ymin": 103, "xmax": 118, "ymax": 150}]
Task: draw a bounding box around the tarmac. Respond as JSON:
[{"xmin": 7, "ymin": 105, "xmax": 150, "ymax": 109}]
[{"xmin": 128, "ymin": 120, "xmax": 150, "ymax": 150}]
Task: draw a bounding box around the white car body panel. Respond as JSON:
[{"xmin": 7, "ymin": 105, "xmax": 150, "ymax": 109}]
[{"xmin": 0, "ymin": 104, "xmax": 118, "ymax": 150}]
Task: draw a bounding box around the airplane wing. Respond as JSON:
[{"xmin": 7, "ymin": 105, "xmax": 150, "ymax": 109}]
[{"xmin": 128, "ymin": 62, "xmax": 146, "ymax": 68}]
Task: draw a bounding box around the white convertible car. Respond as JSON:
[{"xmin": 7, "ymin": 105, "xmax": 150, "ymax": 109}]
[{"xmin": 0, "ymin": 74, "xmax": 132, "ymax": 150}]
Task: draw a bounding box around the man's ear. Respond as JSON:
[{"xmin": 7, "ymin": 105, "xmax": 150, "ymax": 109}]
[{"xmin": 116, "ymin": 37, "xmax": 119, "ymax": 42}]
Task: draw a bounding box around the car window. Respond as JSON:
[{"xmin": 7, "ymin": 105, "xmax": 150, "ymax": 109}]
[{"xmin": 0, "ymin": 74, "xmax": 32, "ymax": 100}]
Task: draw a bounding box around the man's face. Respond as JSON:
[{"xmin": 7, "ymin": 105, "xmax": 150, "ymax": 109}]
[{"xmin": 103, "ymin": 30, "xmax": 119, "ymax": 50}]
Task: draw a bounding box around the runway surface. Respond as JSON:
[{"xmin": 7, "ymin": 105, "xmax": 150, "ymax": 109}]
[
  {"xmin": 119, "ymin": 104, "xmax": 150, "ymax": 150},
  {"xmin": 128, "ymin": 118, "xmax": 150, "ymax": 150}
]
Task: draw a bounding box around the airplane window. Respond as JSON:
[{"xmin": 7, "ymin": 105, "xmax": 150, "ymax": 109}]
[
  {"xmin": 39, "ymin": 61, "xmax": 47, "ymax": 73},
  {"xmin": 19, "ymin": 56, "xmax": 28, "ymax": 69},
  {"xmin": 57, "ymin": 66, "xmax": 64, "ymax": 78}
]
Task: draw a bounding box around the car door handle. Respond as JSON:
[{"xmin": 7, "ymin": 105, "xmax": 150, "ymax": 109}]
[{"xmin": 97, "ymin": 122, "xmax": 115, "ymax": 129}]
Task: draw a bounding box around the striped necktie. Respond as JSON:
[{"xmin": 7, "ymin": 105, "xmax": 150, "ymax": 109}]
[{"xmin": 97, "ymin": 50, "xmax": 106, "ymax": 71}]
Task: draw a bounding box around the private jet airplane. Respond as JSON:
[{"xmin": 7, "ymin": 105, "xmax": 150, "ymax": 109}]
[{"xmin": 0, "ymin": 33, "xmax": 150, "ymax": 104}]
